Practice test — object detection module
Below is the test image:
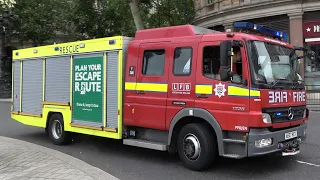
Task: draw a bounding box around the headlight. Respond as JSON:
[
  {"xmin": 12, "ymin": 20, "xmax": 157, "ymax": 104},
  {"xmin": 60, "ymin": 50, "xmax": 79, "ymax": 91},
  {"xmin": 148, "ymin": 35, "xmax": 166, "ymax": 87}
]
[
  {"xmin": 262, "ymin": 113, "xmax": 272, "ymax": 124},
  {"xmin": 255, "ymin": 138, "xmax": 273, "ymax": 148}
]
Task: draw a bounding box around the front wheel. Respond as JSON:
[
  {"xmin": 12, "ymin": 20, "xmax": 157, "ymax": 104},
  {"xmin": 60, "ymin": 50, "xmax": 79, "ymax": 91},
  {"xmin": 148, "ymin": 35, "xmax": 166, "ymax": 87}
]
[
  {"xmin": 177, "ymin": 123, "xmax": 217, "ymax": 171},
  {"xmin": 48, "ymin": 113, "xmax": 73, "ymax": 145}
]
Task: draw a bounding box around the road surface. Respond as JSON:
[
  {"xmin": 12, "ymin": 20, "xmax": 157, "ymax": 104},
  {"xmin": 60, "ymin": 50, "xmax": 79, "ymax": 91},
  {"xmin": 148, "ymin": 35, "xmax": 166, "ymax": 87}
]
[{"xmin": 1, "ymin": 102, "xmax": 320, "ymax": 180}]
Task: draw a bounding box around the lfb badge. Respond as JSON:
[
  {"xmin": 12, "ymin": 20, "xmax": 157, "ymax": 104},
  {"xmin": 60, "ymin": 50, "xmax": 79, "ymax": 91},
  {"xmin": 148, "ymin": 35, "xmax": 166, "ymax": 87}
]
[{"xmin": 214, "ymin": 82, "xmax": 226, "ymax": 98}]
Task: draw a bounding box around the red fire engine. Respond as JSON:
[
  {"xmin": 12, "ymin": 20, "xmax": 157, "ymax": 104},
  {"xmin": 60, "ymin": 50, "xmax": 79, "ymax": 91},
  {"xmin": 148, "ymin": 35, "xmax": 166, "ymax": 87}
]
[{"xmin": 11, "ymin": 22, "xmax": 315, "ymax": 171}]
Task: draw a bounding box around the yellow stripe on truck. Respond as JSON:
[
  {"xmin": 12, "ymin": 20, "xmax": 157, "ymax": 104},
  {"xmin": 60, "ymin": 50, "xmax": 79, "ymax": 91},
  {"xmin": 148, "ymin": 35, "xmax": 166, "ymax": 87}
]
[
  {"xmin": 124, "ymin": 82, "xmax": 260, "ymax": 98},
  {"xmin": 195, "ymin": 85, "xmax": 212, "ymax": 95},
  {"xmin": 250, "ymin": 89, "xmax": 261, "ymax": 98},
  {"xmin": 125, "ymin": 82, "xmax": 168, "ymax": 93},
  {"xmin": 228, "ymin": 85, "xmax": 249, "ymax": 97},
  {"xmin": 228, "ymin": 84, "xmax": 260, "ymax": 98},
  {"xmin": 125, "ymin": 82, "xmax": 137, "ymax": 91}
]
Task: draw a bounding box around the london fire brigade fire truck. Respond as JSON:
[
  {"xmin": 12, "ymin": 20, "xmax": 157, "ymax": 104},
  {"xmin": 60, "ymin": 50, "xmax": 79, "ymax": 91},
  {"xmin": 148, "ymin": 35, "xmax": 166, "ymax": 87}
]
[{"xmin": 11, "ymin": 22, "xmax": 315, "ymax": 171}]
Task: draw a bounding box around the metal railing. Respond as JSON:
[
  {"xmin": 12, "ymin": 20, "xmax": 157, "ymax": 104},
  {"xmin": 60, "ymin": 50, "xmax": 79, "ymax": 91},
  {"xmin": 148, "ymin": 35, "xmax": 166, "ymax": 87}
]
[{"xmin": 306, "ymin": 85, "xmax": 320, "ymax": 111}]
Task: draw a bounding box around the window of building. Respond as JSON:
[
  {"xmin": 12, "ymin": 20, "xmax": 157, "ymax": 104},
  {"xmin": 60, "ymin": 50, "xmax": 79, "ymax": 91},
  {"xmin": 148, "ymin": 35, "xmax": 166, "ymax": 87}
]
[
  {"xmin": 305, "ymin": 43, "xmax": 320, "ymax": 91},
  {"xmin": 202, "ymin": 46, "xmax": 221, "ymax": 80},
  {"xmin": 207, "ymin": 0, "xmax": 217, "ymax": 5},
  {"xmin": 142, "ymin": 49, "xmax": 165, "ymax": 76},
  {"xmin": 173, "ymin": 47, "xmax": 192, "ymax": 76}
]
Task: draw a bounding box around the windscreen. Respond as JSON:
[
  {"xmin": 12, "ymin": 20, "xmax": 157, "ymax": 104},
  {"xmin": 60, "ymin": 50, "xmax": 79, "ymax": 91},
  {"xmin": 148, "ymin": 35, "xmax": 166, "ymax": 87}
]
[{"xmin": 248, "ymin": 40, "xmax": 302, "ymax": 86}]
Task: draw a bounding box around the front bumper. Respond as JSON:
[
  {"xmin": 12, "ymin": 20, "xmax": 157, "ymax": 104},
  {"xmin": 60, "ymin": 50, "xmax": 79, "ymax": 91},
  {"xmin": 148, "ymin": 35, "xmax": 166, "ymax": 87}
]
[{"xmin": 247, "ymin": 122, "xmax": 307, "ymax": 157}]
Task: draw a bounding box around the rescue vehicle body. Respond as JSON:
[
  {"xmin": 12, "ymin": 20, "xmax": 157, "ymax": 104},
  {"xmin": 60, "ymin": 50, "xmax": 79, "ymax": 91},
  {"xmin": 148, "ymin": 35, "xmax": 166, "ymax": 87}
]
[{"xmin": 11, "ymin": 24, "xmax": 310, "ymax": 171}]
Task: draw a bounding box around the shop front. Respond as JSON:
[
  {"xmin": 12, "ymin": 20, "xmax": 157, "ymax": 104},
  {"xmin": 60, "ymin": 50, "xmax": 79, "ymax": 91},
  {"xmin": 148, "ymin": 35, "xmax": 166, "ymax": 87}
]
[{"xmin": 304, "ymin": 21, "xmax": 320, "ymax": 91}]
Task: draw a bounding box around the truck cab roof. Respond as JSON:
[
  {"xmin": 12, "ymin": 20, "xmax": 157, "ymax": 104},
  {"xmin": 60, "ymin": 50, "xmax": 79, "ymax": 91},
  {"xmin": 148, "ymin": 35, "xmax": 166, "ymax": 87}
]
[{"xmin": 133, "ymin": 24, "xmax": 293, "ymax": 49}]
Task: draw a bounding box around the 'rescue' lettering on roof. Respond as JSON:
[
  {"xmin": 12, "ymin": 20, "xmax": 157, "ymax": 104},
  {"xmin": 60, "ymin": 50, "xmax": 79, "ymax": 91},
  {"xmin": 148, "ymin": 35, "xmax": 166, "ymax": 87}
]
[
  {"xmin": 12, "ymin": 36, "xmax": 123, "ymax": 60},
  {"xmin": 59, "ymin": 44, "xmax": 80, "ymax": 54}
]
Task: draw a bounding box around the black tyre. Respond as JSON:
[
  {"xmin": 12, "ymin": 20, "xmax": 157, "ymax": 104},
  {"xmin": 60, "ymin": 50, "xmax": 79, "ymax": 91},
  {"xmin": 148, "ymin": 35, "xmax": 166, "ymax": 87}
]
[
  {"xmin": 177, "ymin": 123, "xmax": 217, "ymax": 171},
  {"xmin": 48, "ymin": 113, "xmax": 73, "ymax": 145}
]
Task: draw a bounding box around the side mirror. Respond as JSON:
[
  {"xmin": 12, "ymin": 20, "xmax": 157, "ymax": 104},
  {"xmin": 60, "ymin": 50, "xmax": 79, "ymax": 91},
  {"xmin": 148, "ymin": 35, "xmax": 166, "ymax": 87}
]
[
  {"xmin": 307, "ymin": 50, "xmax": 316, "ymax": 60},
  {"xmin": 220, "ymin": 41, "xmax": 232, "ymax": 67},
  {"xmin": 220, "ymin": 68, "xmax": 231, "ymax": 81},
  {"xmin": 294, "ymin": 46, "xmax": 316, "ymax": 61},
  {"xmin": 231, "ymin": 74, "xmax": 242, "ymax": 84},
  {"xmin": 220, "ymin": 41, "xmax": 232, "ymax": 81}
]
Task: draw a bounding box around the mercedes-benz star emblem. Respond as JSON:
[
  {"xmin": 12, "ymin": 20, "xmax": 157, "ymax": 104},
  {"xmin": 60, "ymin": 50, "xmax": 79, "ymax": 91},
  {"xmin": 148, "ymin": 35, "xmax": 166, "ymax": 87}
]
[{"xmin": 288, "ymin": 107, "xmax": 294, "ymax": 120}]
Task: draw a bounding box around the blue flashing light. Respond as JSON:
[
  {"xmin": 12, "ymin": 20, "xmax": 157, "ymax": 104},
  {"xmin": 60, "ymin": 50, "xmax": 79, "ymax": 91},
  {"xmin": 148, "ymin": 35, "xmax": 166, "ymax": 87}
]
[
  {"xmin": 109, "ymin": 40, "xmax": 116, "ymax": 45},
  {"xmin": 233, "ymin": 22, "xmax": 255, "ymax": 29},
  {"xmin": 15, "ymin": 52, "xmax": 19, "ymax": 56},
  {"xmin": 275, "ymin": 112, "xmax": 282, "ymax": 116},
  {"xmin": 54, "ymin": 47, "xmax": 60, "ymax": 51},
  {"xmin": 233, "ymin": 22, "xmax": 288, "ymax": 40}
]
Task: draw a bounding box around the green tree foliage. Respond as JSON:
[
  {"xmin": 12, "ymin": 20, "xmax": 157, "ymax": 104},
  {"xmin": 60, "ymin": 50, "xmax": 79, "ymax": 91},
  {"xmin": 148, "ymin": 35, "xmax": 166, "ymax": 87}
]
[
  {"xmin": 71, "ymin": 0, "xmax": 137, "ymax": 39},
  {"xmin": 7, "ymin": 0, "xmax": 196, "ymax": 46},
  {"xmin": 146, "ymin": 0, "xmax": 195, "ymax": 28},
  {"xmin": 11, "ymin": 0, "xmax": 74, "ymax": 46},
  {"xmin": 128, "ymin": 0, "xmax": 195, "ymax": 30}
]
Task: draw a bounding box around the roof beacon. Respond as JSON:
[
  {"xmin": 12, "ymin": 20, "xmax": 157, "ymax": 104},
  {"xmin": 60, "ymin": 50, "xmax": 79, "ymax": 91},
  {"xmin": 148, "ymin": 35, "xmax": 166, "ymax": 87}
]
[{"xmin": 233, "ymin": 22, "xmax": 288, "ymax": 42}]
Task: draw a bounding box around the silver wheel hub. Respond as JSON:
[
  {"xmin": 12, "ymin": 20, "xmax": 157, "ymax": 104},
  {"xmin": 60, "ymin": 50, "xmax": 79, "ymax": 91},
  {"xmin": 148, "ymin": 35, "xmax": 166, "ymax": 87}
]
[
  {"xmin": 52, "ymin": 120, "xmax": 62, "ymax": 139},
  {"xmin": 183, "ymin": 133, "xmax": 201, "ymax": 160}
]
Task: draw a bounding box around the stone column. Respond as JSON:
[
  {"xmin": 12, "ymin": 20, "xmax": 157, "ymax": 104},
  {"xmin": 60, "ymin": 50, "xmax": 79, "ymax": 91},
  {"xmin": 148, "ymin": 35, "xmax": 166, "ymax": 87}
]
[{"xmin": 288, "ymin": 12, "xmax": 305, "ymax": 78}]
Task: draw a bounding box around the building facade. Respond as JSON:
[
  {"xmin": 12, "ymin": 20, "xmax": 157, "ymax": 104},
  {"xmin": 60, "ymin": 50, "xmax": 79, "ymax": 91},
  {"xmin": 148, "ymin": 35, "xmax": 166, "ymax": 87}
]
[{"xmin": 193, "ymin": 0, "xmax": 320, "ymax": 93}]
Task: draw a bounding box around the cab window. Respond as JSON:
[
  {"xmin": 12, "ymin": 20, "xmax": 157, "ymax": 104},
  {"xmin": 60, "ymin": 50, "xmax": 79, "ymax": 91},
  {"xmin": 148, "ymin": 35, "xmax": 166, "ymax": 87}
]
[
  {"xmin": 173, "ymin": 47, "xmax": 192, "ymax": 76},
  {"xmin": 202, "ymin": 45, "xmax": 221, "ymax": 80},
  {"xmin": 142, "ymin": 49, "xmax": 165, "ymax": 76}
]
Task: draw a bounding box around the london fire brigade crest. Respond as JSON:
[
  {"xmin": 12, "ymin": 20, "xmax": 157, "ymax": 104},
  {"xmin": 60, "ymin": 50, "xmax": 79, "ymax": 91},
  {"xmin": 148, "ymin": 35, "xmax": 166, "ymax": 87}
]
[{"xmin": 214, "ymin": 82, "xmax": 226, "ymax": 98}]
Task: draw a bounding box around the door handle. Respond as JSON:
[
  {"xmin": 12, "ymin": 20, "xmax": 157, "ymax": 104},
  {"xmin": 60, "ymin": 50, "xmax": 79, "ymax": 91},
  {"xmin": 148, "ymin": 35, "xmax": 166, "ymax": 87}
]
[
  {"xmin": 136, "ymin": 91, "xmax": 145, "ymax": 94},
  {"xmin": 196, "ymin": 95, "xmax": 208, "ymax": 98}
]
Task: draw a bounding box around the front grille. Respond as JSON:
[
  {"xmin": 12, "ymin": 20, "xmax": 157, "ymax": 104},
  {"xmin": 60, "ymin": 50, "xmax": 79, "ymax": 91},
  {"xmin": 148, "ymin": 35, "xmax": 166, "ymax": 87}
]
[{"xmin": 262, "ymin": 106, "xmax": 306, "ymax": 123}]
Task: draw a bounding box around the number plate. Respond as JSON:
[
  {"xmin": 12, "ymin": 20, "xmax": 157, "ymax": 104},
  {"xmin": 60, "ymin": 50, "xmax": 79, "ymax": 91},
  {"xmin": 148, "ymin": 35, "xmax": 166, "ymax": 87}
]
[
  {"xmin": 285, "ymin": 131, "xmax": 297, "ymax": 140},
  {"xmin": 282, "ymin": 150, "xmax": 300, "ymax": 156}
]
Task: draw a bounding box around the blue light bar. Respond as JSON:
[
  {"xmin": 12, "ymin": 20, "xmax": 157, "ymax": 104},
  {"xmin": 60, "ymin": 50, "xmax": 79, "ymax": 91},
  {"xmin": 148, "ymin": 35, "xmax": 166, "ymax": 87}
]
[{"xmin": 234, "ymin": 22, "xmax": 288, "ymax": 40}]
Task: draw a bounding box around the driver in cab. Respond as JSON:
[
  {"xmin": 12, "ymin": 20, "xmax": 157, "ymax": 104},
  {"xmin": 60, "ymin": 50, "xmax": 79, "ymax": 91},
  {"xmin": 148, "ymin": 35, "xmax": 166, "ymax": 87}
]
[{"xmin": 232, "ymin": 47, "xmax": 242, "ymax": 78}]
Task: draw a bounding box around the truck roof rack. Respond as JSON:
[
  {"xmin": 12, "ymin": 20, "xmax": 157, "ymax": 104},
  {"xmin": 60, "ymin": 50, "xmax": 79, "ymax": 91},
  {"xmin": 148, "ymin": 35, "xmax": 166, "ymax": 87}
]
[{"xmin": 134, "ymin": 24, "xmax": 221, "ymax": 40}]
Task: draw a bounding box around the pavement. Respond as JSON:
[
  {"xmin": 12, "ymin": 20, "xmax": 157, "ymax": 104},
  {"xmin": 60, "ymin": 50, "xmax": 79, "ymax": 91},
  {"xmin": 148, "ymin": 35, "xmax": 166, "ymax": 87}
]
[{"xmin": 0, "ymin": 136, "xmax": 118, "ymax": 180}]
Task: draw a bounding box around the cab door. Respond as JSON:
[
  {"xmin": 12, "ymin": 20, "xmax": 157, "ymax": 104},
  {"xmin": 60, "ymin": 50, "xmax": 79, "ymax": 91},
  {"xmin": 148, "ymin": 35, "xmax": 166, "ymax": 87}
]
[
  {"xmin": 195, "ymin": 40, "xmax": 250, "ymax": 131},
  {"xmin": 166, "ymin": 43, "xmax": 196, "ymax": 129},
  {"xmin": 133, "ymin": 43, "xmax": 170, "ymax": 130}
]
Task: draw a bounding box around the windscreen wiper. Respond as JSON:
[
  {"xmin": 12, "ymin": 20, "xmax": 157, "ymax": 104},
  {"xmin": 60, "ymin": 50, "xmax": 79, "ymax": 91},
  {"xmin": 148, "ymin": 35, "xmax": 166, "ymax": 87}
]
[
  {"xmin": 269, "ymin": 78, "xmax": 287, "ymax": 89},
  {"xmin": 292, "ymin": 79, "xmax": 304, "ymax": 90}
]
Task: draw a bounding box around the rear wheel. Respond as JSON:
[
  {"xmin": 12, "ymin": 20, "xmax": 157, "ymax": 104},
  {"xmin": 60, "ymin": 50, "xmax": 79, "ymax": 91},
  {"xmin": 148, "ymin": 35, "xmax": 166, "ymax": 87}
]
[
  {"xmin": 177, "ymin": 123, "xmax": 217, "ymax": 171},
  {"xmin": 48, "ymin": 113, "xmax": 73, "ymax": 145}
]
